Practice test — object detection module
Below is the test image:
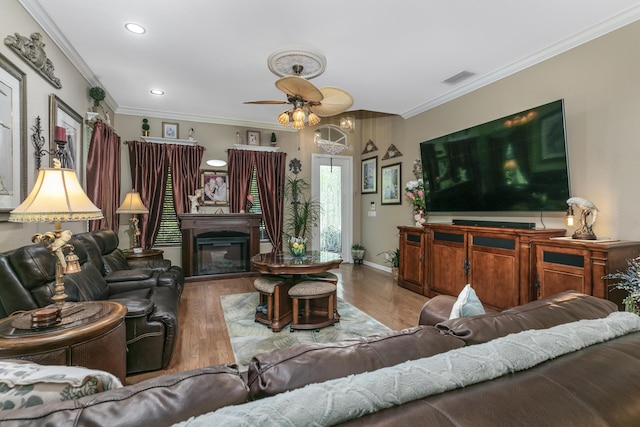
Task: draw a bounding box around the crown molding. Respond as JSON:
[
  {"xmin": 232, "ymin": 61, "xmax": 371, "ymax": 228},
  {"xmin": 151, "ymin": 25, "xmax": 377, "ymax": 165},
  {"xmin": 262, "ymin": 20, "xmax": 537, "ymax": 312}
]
[
  {"xmin": 116, "ymin": 107, "xmax": 296, "ymax": 132},
  {"xmin": 18, "ymin": 0, "xmax": 118, "ymax": 111},
  {"xmin": 401, "ymin": 4, "xmax": 640, "ymax": 119}
]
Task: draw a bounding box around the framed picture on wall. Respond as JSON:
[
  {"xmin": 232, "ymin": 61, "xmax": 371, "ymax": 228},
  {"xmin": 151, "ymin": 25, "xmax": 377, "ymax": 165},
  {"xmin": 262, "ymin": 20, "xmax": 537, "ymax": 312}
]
[
  {"xmin": 0, "ymin": 53, "xmax": 27, "ymax": 213},
  {"xmin": 49, "ymin": 94, "xmax": 84, "ymax": 184},
  {"xmin": 247, "ymin": 130, "xmax": 261, "ymax": 146},
  {"xmin": 200, "ymin": 170, "xmax": 229, "ymax": 206},
  {"xmin": 162, "ymin": 122, "xmax": 179, "ymax": 139},
  {"xmin": 381, "ymin": 162, "xmax": 402, "ymax": 205},
  {"xmin": 361, "ymin": 157, "xmax": 377, "ymax": 194}
]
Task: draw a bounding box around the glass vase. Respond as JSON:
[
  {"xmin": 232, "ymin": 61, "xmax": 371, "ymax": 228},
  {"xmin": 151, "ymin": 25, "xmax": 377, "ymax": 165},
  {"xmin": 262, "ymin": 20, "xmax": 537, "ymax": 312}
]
[{"xmin": 288, "ymin": 237, "xmax": 307, "ymax": 258}]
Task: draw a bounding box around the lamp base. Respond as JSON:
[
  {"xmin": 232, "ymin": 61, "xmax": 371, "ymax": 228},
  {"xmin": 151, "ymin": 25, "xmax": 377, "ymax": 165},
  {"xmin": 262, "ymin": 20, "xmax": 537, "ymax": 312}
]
[{"xmin": 572, "ymin": 228, "xmax": 597, "ymax": 240}]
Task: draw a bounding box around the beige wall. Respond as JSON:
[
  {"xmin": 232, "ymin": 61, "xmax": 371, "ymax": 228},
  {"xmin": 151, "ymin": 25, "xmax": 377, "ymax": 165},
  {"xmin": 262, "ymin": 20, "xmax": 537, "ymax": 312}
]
[
  {"xmin": 0, "ymin": 1, "xmax": 95, "ymax": 251},
  {"xmin": 361, "ymin": 20, "xmax": 640, "ymax": 263},
  {"xmin": 3, "ymin": 0, "xmax": 640, "ymax": 270}
]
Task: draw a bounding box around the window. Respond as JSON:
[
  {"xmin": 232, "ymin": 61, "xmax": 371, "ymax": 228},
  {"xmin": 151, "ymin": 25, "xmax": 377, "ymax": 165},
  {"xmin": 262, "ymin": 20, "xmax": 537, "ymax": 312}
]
[
  {"xmin": 155, "ymin": 167, "xmax": 182, "ymax": 245},
  {"xmin": 247, "ymin": 168, "xmax": 268, "ymax": 240}
]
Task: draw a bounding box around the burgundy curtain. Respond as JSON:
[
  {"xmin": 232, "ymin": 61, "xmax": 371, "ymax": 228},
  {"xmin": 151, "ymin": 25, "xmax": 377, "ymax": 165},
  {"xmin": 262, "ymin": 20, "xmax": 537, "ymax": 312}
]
[
  {"xmin": 227, "ymin": 148, "xmax": 287, "ymax": 251},
  {"xmin": 126, "ymin": 140, "xmax": 169, "ymax": 249},
  {"xmin": 86, "ymin": 119, "xmax": 121, "ymax": 231},
  {"xmin": 167, "ymin": 144, "xmax": 205, "ymax": 215},
  {"xmin": 228, "ymin": 149, "xmax": 256, "ymax": 212},
  {"xmin": 255, "ymin": 151, "xmax": 287, "ymax": 251}
]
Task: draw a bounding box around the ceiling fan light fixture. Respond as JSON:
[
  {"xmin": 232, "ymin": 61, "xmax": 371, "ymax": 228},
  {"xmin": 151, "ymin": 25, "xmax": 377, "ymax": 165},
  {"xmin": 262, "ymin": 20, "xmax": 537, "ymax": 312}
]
[
  {"xmin": 340, "ymin": 115, "xmax": 355, "ymax": 132},
  {"xmin": 292, "ymin": 108, "xmax": 305, "ymax": 123},
  {"xmin": 278, "ymin": 111, "xmax": 290, "ymax": 126},
  {"xmin": 307, "ymin": 112, "xmax": 321, "ymax": 126},
  {"xmin": 292, "ymin": 120, "xmax": 305, "ymax": 130}
]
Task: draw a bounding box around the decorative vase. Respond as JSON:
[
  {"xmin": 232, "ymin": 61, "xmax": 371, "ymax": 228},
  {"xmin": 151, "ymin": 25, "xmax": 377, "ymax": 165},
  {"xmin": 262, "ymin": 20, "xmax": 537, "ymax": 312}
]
[
  {"xmin": 288, "ymin": 237, "xmax": 307, "ymax": 257},
  {"xmin": 392, "ymin": 266, "xmax": 398, "ymax": 280},
  {"xmin": 351, "ymin": 249, "xmax": 365, "ymax": 265},
  {"xmin": 413, "ymin": 210, "xmax": 426, "ymax": 227}
]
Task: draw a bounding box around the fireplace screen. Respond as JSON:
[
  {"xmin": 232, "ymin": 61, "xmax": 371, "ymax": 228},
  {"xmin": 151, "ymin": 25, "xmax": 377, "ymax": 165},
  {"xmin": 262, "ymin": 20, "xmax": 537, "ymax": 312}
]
[{"xmin": 195, "ymin": 231, "xmax": 250, "ymax": 275}]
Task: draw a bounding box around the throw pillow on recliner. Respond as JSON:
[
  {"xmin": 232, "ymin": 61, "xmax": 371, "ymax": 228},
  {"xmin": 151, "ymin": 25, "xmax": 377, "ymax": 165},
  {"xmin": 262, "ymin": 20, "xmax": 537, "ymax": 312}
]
[{"xmin": 449, "ymin": 284, "xmax": 485, "ymax": 319}]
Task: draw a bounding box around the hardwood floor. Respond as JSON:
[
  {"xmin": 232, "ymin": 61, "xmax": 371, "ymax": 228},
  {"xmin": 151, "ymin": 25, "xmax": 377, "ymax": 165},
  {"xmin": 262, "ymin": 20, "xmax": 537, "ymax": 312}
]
[{"xmin": 125, "ymin": 263, "xmax": 429, "ymax": 385}]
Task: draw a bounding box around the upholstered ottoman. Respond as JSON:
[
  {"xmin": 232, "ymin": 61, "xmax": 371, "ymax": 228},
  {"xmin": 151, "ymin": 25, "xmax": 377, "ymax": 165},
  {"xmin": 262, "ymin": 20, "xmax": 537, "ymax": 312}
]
[{"xmin": 288, "ymin": 281, "xmax": 338, "ymax": 331}]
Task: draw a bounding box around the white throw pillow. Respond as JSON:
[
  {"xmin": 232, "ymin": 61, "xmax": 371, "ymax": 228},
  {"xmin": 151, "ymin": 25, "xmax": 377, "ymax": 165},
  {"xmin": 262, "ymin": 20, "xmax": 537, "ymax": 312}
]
[{"xmin": 449, "ymin": 284, "xmax": 485, "ymax": 319}]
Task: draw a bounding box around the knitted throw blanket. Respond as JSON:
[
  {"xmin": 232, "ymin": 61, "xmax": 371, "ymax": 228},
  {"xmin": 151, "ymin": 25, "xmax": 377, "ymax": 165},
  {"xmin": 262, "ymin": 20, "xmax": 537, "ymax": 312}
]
[{"xmin": 174, "ymin": 312, "xmax": 640, "ymax": 427}]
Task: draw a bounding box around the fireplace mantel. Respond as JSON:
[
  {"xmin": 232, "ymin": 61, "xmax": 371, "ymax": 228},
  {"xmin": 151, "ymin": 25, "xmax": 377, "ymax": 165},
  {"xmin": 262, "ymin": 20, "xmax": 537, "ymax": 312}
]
[{"xmin": 179, "ymin": 213, "xmax": 262, "ymax": 280}]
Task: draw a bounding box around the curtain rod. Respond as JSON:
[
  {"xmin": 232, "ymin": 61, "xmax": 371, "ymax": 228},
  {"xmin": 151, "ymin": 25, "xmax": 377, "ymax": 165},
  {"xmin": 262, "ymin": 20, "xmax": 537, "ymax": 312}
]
[{"xmin": 124, "ymin": 140, "xmax": 205, "ymax": 150}]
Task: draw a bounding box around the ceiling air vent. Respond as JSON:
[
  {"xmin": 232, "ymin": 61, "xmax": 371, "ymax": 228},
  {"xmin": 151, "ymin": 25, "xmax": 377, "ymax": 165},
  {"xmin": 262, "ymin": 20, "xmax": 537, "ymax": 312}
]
[{"xmin": 442, "ymin": 71, "xmax": 476, "ymax": 85}]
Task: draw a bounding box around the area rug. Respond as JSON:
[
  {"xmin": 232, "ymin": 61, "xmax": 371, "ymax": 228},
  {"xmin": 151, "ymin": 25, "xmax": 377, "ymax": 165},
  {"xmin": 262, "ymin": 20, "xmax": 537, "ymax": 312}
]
[{"xmin": 221, "ymin": 292, "xmax": 391, "ymax": 370}]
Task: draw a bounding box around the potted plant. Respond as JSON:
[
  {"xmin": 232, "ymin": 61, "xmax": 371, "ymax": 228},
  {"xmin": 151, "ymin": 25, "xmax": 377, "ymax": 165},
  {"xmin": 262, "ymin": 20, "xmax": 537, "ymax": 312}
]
[
  {"xmin": 89, "ymin": 86, "xmax": 106, "ymax": 111},
  {"xmin": 379, "ymin": 248, "xmax": 399, "ymax": 280},
  {"xmin": 142, "ymin": 118, "xmax": 150, "ymax": 136},
  {"xmin": 283, "ymin": 175, "xmax": 320, "ymax": 256},
  {"xmin": 351, "ymin": 244, "xmax": 365, "ymax": 264},
  {"xmin": 604, "ymin": 256, "xmax": 640, "ymax": 314}
]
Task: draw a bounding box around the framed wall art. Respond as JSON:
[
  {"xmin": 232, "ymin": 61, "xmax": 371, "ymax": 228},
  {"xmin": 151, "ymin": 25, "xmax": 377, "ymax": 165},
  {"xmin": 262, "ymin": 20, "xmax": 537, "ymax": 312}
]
[
  {"xmin": 0, "ymin": 53, "xmax": 27, "ymax": 214},
  {"xmin": 200, "ymin": 170, "xmax": 229, "ymax": 206},
  {"xmin": 247, "ymin": 130, "xmax": 261, "ymax": 146},
  {"xmin": 163, "ymin": 122, "xmax": 179, "ymax": 139},
  {"xmin": 381, "ymin": 162, "xmax": 402, "ymax": 205},
  {"xmin": 361, "ymin": 157, "xmax": 377, "ymax": 194},
  {"xmin": 49, "ymin": 94, "xmax": 84, "ymax": 184}
]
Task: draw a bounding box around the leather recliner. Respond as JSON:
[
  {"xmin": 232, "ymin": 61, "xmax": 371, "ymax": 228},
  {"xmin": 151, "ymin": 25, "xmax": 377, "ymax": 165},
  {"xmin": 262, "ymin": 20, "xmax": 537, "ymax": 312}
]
[{"xmin": 0, "ymin": 230, "xmax": 182, "ymax": 375}]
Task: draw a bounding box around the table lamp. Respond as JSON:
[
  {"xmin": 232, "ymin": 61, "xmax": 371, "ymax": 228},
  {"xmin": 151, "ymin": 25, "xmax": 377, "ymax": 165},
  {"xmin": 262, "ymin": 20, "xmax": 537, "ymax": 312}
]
[
  {"xmin": 9, "ymin": 161, "xmax": 104, "ymax": 315},
  {"xmin": 116, "ymin": 190, "xmax": 149, "ymax": 252},
  {"xmin": 565, "ymin": 196, "xmax": 599, "ymax": 240}
]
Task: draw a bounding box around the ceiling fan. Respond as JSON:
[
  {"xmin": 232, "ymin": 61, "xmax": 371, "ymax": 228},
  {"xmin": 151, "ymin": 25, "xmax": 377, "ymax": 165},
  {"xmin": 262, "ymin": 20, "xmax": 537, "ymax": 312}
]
[{"xmin": 245, "ymin": 64, "xmax": 353, "ymax": 130}]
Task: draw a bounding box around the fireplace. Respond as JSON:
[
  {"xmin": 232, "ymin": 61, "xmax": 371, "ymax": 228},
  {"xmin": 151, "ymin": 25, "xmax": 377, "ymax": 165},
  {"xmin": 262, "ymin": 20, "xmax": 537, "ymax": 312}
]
[
  {"xmin": 179, "ymin": 213, "xmax": 262, "ymax": 280},
  {"xmin": 195, "ymin": 231, "xmax": 249, "ymax": 275}
]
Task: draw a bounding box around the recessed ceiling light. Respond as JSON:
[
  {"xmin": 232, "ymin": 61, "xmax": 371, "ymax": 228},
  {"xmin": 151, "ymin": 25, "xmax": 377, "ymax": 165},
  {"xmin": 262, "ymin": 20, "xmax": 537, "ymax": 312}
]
[
  {"xmin": 150, "ymin": 89, "xmax": 164, "ymax": 95},
  {"xmin": 125, "ymin": 23, "xmax": 146, "ymax": 34}
]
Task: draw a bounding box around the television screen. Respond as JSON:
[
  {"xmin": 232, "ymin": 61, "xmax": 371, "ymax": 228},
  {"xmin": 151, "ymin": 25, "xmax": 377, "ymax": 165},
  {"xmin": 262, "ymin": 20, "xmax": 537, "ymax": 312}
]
[{"xmin": 420, "ymin": 99, "xmax": 570, "ymax": 212}]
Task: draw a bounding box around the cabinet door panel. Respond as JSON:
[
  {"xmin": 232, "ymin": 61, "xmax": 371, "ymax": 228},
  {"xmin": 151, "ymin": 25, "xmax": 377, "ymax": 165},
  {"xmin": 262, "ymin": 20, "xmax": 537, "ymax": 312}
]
[
  {"xmin": 398, "ymin": 228, "xmax": 425, "ymax": 294},
  {"xmin": 539, "ymin": 268, "xmax": 587, "ymax": 297},
  {"xmin": 535, "ymin": 245, "xmax": 591, "ymax": 299},
  {"xmin": 430, "ymin": 243, "xmax": 465, "ymax": 296},
  {"xmin": 470, "ymin": 250, "xmax": 518, "ymax": 308},
  {"xmin": 403, "ymin": 240, "xmax": 423, "ymax": 285}
]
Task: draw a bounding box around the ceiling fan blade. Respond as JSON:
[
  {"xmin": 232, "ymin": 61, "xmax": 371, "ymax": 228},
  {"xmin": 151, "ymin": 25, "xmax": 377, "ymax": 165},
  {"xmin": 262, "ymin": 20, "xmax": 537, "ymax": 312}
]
[
  {"xmin": 243, "ymin": 100, "xmax": 289, "ymax": 105},
  {"xmin": 275, "ymin": 76, "xmax": 323, "ymax": 102},
  {"xmin": 311, "ymin": 87, "xmax": 354, "ymax": 117}
]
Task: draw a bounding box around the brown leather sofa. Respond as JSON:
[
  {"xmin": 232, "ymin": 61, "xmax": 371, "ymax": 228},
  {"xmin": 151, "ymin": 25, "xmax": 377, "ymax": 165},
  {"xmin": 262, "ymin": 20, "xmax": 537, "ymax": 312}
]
[
  {"xmin": 0, "ymin": 229, "xmax": 182, "ymax": 374},
  {"xmin": 1, "ymin": 291, "xmax": 639, "ymax": 426}
]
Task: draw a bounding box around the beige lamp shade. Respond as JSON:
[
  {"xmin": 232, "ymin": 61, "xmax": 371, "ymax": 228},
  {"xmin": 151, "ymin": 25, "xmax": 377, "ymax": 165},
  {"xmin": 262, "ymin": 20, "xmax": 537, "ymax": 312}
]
[
  {"xmin": 116, "ymin": 190, "xmax": 149, "ymax": 214},
  {"xmin": 9, "ymin": 168, "xmax": 103, "ymax": 222}
]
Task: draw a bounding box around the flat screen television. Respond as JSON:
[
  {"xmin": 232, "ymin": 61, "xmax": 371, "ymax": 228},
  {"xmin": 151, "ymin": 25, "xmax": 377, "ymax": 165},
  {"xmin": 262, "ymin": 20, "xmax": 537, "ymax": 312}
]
[{"xmin": 419, "ymin": 99, "xmax": 570, "ymax": 212}]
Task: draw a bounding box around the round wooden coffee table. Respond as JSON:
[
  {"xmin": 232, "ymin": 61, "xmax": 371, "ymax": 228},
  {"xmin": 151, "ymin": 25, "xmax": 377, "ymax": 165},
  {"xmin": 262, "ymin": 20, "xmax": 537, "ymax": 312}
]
[
  {"xmin": 251, "ymin": 251, "xmax": 343, "ymax": 331},
  {"xmin": 0, "ymin": 301, "xmax": 127, "ymax": 382}
]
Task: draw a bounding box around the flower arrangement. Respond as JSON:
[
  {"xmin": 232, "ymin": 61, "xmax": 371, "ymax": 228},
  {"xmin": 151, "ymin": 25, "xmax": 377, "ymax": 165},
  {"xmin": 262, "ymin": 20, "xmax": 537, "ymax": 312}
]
[
  {"xmin": 289, "ymin": 236, "xmax": 307, "ymax": 257},
  {"xmin": 604, "ymin": 256, "xmax": 640, "ymax": 313},
  {"xmin": 406, "ymin": 158, "xmax": 427, "ymax": 222},
  {"xmin": 405, "ymin": 178, "xmax": 426, "ymax": 213}
]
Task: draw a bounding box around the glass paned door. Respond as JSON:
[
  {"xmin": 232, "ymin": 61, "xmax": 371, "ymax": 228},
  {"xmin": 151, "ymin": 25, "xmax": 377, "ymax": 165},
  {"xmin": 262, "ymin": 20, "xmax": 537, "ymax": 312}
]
[
  {"xmin": 311, "ymin": 154, "xmax": 353, "ymax": 262},
  {"xmin": 320, "ymin": 163, "xmax": 342, "ymax": 253}
]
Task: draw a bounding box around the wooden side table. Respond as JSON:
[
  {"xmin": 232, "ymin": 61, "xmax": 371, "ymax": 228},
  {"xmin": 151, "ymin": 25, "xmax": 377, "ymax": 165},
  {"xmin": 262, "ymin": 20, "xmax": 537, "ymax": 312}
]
[
  {"xmin": 0, "ymin": 301, "xmax": 127, "ymax": 382},
  {"xmin": 122, "ymin": 248, "xmax": 164, "ymax": 262}
]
